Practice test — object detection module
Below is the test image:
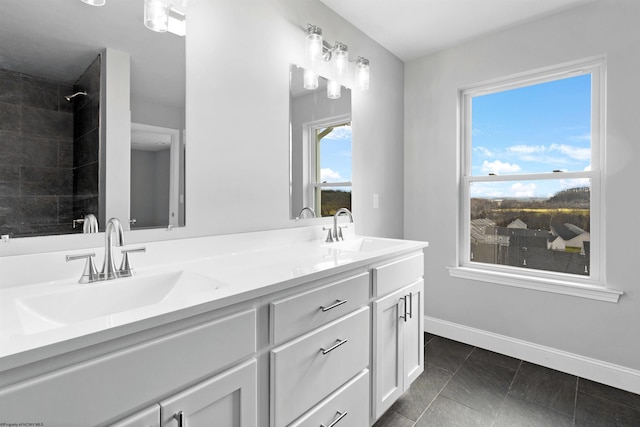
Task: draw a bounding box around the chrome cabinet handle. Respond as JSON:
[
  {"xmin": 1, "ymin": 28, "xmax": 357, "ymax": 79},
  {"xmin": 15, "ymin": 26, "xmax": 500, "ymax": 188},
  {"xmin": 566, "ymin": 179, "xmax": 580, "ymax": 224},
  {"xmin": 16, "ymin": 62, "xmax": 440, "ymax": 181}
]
[
  {"xmin": 321, "ymin": 410, "xmax": 347, "ymax": 427},
  {"xmin": 400, "ymin": 295, "xmax": 408, "ymax": 322},
  {"xmin": 320, "ymin": 299, "xmax": 347, "ymax": 312},
  {"xmin": 321, "ymin": 338, "xmax": 348, "ymax": 355},
  {"xmin": 173, "ymin": 411, "xmax": 185, "ymax": 427},
  {"xmin": 408, "ymin": 292, "xmax": 413, "ymax": 319}
]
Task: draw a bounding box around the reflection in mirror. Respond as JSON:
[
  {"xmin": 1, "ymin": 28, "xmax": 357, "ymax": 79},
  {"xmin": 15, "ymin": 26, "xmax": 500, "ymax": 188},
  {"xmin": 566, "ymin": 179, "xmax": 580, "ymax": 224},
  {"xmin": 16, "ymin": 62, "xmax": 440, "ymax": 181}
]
[
  {"xmin": 290, "ymin": 65, "xmax": 352, "ymax": 220},
  {"xmin": 0, "ymin": 0, "xmax": 185, "ymax": 238},
  {"xmin": 130, "ymin": 123, "xmax": 185, "ymax": 229}
]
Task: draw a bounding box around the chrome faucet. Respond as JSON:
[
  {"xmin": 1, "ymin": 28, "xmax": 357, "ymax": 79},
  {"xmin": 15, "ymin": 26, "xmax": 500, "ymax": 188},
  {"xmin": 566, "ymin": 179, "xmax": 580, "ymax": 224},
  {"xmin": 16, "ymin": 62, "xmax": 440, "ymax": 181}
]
[
  {"xmin": 101, "ymin": 217, "xmax": 125, "ymax": 280},
  {"xmin": 297, "ymin": 206, "xmax": 316, "ymax": 220},
  {"xmin": 333, "ymin": 208, "xmax": 353, "ymax": 241}
]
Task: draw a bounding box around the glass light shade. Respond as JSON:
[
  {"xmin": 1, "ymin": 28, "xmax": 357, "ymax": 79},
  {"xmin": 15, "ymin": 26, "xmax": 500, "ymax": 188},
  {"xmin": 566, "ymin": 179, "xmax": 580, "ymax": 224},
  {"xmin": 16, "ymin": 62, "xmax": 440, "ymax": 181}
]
[
  {"xmin": 356, "ymin": 57, "xmax": 370, "ymax": 91},
  {"xmin": 327, "ymin": 80, "xmax": 341, "ymax": 99},
  {"xmin": 81, "ymin": 0, "xmax": 106, "ymax": 5},
  {"xmin": 144, "ymin": 0, "xmax": 169, "ymax": 32},
  {"xmin": 334, "ymin": 43, "xmax": 348, "ymax": 76},
  {"xmin": 303, "ymin": 69, "xmax": 319, "ymax": 90},
  {"xmin": 305, "ymin": 25, "xmax": 323, "ymax": 64}
]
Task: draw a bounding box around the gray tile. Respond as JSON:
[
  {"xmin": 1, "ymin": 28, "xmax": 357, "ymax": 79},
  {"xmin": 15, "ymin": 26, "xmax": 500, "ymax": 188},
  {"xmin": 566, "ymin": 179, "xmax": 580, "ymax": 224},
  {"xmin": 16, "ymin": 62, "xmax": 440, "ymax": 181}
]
[
  {"xmin": 0, "ymin": 102, "xmax": 21, "ymax": 132},
  {"xmin": 424, "ymin": 336, "xmax": 474, "ymax": 373},
  {"xmin": 373, "ymin": 409, "xmax": 414, "ymax": 427},
  {"xmin": 494, "ymin": 394, "xmax": 574, "ymax": 427},
  {"xmin": 468, "ymin": 347, "xmax": 521, "ymax": 370},
  {"xmin": 440, "ymin": 355, "xmax": 516, "ymax": 417},
  {"xmin": 21, "ymin": 106, "xmax": 73, "ymax": 139},
  {"xmin": 578, "ymin": 378, "xmax": 640, "ymax": 411},
  {"xmin": 509, "ymin": 361, "xmax": 577, "ymax": 416},
  {"xmin": 391, "ymin": 363, "xmax": 453, "ymax": 421},
  {"xmin": 416, "ymin": 396, "xmax": 495, "ymax": 427},
  {"xmin": 575, "ymin": 391, "xmax": 640, "ymax": 427},
  {"xmin": 425, "ymin": 332, "xmax": 436, "ymax": 345}
]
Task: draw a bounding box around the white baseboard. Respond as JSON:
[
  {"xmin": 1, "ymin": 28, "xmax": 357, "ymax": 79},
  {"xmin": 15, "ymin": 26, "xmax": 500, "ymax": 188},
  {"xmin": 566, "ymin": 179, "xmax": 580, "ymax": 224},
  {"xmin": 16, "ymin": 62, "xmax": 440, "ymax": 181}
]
[{"xmin": 425, "ymin": 316, "xmax": 640, "ymax": 395}]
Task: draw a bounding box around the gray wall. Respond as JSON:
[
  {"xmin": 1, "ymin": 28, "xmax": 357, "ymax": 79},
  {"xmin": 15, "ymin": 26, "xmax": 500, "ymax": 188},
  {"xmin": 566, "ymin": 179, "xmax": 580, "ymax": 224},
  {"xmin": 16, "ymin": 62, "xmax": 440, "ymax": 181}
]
[
  {"xmin": 131, "ymin": 149, "xmax": 170, "ymax": 228},
  {"xmin": 405, "ymin": 0, "xmax": 640, "ymax": 373}
]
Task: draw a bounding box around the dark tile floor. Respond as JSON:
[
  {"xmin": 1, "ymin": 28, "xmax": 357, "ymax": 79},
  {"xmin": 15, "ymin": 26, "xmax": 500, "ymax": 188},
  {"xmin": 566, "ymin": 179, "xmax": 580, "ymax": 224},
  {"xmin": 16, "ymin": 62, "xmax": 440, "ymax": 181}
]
[{"xmin": 374, "ymin": 333, "xmax": 640, "ymax": 427}]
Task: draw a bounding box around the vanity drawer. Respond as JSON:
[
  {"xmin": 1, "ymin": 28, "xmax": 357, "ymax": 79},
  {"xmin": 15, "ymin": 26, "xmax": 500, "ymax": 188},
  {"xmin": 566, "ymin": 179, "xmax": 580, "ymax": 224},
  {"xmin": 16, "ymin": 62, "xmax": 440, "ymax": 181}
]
[
  {"xmin": 0, "ymin": 309, "xmax": 256, "ymax": 427},
  {"xmin": 270, "ymin": 272, "xmax": 369, "ymax": 344},
  {"xmin": 270, "ymin": 307, "xmax": 369, "ymax": 427},
  {"xmin": 290, "ymin": 369, "xmax": 369, "ymax": 427},
  {"xmin": 373, "ymin": 252, "xmax": 424, "ymax": 297}
]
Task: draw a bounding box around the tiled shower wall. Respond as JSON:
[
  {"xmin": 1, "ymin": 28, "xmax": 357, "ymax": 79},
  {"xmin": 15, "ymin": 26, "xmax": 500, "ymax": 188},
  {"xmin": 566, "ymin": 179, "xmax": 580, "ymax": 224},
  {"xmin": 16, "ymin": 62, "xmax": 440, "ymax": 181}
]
[
  {"xmin": 0, "ymin": 68, "xmax": 75, "ymax": 237},
  {"xmin": 0, "ymin": 56, "xmax": 100, "ymax": 238}
]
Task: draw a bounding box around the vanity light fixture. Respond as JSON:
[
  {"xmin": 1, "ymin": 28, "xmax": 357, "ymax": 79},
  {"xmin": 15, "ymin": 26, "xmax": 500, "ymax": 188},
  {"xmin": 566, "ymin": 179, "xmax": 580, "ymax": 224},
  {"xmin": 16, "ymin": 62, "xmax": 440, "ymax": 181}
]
[
  {"xmin": 305, "ymin": 25, "xmax": 324, "ymax": 64},
  {"xmin": 303, "ymin": 24, "xmax": 370, "ymax": 95},
  {"xmin": 303, "ymin": 68, "xmax": 319, "ymax": 90},
  {"xmin": 144, "ymin": 0, "xmax": 187, "ymax": 36},
  {"xmin": 81, "ymin": 0, "xmax": 106, "ymax": 6},
  {"xmin": 333, "ymin": 42, "xmax": 348, "ymax": 76},
  {"xmin": 355, "ymin": 57, "xmax": 370, "ymax": 91},
  {"xmin": 327, "ymin": 80, "xmax": 341, "ymax": 99}
]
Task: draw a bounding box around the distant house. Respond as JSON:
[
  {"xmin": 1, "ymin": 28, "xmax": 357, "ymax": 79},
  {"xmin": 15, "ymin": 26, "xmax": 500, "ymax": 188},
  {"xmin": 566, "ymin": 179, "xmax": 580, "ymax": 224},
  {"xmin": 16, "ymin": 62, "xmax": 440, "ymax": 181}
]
[
  {"xmin": 549, "ymin": 222, "xmax": 590, "ymax": 252},
  {"xmin": 507, "ymin": 219, "xmax": 527, "ymax": 229},
  {"xmin": 470, "ymin": 218, "xmax": 496, "ymax": 244}
]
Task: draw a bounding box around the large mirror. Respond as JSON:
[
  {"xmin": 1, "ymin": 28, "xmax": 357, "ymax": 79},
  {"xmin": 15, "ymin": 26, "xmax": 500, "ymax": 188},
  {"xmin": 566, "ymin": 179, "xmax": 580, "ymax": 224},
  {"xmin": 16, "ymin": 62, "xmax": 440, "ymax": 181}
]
[
  {"xmin": 0, "ymin": 0, "xmax": 185, "ymax": 238},
  {"xmin": 289, "ymin": 64, "xmax": 352, "ymax": 220}
]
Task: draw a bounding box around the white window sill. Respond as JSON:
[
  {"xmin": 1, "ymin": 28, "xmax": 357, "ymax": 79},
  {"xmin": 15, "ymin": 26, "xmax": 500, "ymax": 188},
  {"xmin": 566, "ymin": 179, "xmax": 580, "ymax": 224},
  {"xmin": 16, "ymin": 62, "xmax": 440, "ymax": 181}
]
[{"xmin": 447, "ymin": 266, "xmax": 622, "ymax": 303}]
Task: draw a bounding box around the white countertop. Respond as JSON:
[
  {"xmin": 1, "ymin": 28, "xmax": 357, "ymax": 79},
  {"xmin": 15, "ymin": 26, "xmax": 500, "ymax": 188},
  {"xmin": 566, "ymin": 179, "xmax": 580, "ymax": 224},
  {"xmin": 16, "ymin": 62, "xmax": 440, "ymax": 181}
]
[{"xmin": 0, "ymin": 229, "xmax": 427, "ymax": 372}]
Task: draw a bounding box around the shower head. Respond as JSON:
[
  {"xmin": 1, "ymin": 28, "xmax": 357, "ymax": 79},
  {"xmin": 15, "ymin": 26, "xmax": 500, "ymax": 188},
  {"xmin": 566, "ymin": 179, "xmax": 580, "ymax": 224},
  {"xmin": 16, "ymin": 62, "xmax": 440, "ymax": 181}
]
[{"xmin": 64, "ymin": 91, "xmax": 88, "ymax": 102}]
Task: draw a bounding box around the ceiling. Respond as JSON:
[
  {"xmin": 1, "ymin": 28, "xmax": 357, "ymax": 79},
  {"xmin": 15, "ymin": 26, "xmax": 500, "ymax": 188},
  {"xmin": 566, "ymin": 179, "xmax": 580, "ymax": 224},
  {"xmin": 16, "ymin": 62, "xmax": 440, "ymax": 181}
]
[{"xmin": 319, "ymin": 0, "xmax": 596, "ymax": 61}]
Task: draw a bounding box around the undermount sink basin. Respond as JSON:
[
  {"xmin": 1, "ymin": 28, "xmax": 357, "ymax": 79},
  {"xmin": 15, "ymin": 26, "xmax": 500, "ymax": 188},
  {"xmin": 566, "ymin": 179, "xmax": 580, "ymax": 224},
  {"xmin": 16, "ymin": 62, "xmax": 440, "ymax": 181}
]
[
  {"xmin": 324, "ymin": 238, "xmax": 406, "ymax": 253},
  {"xmin": 16, "ymin": 270, "xmax": 224, "ymax": 326}
]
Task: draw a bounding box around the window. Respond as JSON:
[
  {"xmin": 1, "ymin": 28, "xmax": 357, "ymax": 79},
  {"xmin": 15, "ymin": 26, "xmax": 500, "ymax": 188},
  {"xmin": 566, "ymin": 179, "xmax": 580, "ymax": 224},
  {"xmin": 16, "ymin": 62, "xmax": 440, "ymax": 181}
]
[
  {"xmin": 309, "ymin": 120, "xmax": 352, "ymax": 217},
  {"xmin": 454, "ymin": 58, "xmax": 615, "ymax": 299}
]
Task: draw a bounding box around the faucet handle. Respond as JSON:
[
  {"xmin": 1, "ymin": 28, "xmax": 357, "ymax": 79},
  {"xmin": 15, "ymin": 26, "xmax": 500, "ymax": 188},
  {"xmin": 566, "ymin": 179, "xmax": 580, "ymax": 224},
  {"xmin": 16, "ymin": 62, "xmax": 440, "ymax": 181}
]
[
  {"xmin": 118, "ymin": 247, "xmax": 146, "ymax": 277},
  {"xmin": 337, "ymin": 225, "xmax": 348, "ymax": 241},
  {"xmin": 323, "ymin": 227, "xmax": 334, "ymax": 243},
  {"xmin": 66, "ymin": 253, "xmax": 99, "ymax": 284}
]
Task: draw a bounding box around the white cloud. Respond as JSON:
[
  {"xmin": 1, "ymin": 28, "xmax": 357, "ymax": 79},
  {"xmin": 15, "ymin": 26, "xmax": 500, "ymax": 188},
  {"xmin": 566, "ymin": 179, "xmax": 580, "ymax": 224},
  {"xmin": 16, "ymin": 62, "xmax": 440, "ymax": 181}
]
[
  {"xmin": 322, "ymin": 126, "xmax": 352, "ymax": 142},
  {"xmin": 506, "ymin": 145, "xmax": 546, "ymax": 155},
  {"xmin": 549, "ymin": 144, "xmax": 591, "ymax": 161},
  {"xmin": 568, "ymin": 133, "xmax": 591, "ymax": 143},
  {"xmin": 320, "ymin": 168, "xmax": 342, "ymax": 182},
  {"xmin": 510, "ymin": 182, "xmax": 537, "ymax": 197},
  {"xmin": 473, "ymin": 146, "xmax": 493, "ymax": 157},
  {"xmin": 481, "ymin": 160, "xmax": 521, "ymax": 175}
]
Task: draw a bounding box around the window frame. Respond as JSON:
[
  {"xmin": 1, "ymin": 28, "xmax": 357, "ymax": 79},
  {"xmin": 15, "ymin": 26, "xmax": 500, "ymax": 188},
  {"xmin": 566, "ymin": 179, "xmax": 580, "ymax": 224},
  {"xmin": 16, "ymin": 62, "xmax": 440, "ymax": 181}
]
[
  {"xmin": 306, "ymin": 115, "xmax": 352, "ymax": 215},
  {"xmin": 451, "ymin": 56, "xmax": 621, "ymax": 302}
]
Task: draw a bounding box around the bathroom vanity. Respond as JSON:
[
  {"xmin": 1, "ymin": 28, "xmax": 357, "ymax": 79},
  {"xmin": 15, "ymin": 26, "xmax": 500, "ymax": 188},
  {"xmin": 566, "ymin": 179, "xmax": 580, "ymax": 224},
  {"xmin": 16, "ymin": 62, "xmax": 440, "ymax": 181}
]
[{"xmin": 0, "ymin": 227, "xmax": 427, "ymax": 426}]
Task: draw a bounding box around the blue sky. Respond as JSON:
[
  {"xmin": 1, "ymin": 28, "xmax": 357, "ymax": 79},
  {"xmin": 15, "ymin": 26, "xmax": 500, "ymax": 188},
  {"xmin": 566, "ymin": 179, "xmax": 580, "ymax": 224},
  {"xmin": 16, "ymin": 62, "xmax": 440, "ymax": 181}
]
[
  {"xmin": 471, "ymin": 74, "xmax": 592, "ymax": 198},
  {"xmin": 319, "ymin": 124, "xmax": 352, "ymax": 183}
]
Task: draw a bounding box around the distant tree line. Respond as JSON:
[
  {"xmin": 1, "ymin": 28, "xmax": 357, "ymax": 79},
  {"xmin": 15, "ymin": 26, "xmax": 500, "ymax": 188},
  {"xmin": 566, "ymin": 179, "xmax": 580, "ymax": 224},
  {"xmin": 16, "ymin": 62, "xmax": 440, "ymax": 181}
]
[{"xmin": 320, "ymin": 190, "xmax": 351, "ymax": 217}]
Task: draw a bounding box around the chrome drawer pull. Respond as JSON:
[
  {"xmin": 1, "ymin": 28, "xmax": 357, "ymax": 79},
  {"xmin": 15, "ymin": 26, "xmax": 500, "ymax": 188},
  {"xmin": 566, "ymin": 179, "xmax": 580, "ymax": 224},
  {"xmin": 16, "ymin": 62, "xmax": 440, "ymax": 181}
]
[
  {"xmin": 321, "ymin": 338, "xmax": 348, "ymax": 355},
  {"xmin": 173, "ymin": 411, "xmax": 185, "ymax": 427},
  {"xmin": 408, "ymin": 292, "xmax": 413, "ymax": 319},
  {"xmin": 321, "ymin": 410, "xmax": 347, "ymax": 427},
  {"xmin": 320, "ymin": 299, "xmax": 347, "ymax": 312},
  {"xmin": 400, "ymin": 295, "xmax": 408, "ymax": 322}
]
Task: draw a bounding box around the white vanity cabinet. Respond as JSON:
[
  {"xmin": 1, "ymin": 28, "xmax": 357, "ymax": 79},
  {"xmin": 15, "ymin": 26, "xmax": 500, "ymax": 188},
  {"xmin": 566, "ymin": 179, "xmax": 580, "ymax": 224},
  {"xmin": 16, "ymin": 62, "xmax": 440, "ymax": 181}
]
[
  {"xmin": 269, "ymin": 272, "xmax": 371, "ymax": 427},
  {"xmin": 109, "ymin": 405, "xmax": 160, "ymax": 427},
  {"xmin": 372, "ymin": 253, "xmax": 425, "ymax": 419},
  {"xmin": 0, "ymin": 309, "xmax": 257, "ymax": 427},
  {"xmin": 159, "ymin": 358, "xmax": 257, "ymax": 427}
]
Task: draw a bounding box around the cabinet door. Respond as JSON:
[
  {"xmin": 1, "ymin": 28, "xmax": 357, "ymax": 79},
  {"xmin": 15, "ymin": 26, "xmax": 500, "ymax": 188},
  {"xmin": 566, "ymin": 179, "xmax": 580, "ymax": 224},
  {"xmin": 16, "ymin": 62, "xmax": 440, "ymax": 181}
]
[
  {"xmin": 160, "ymin": 359, "xmax": 257, "ymax": 427},
  {"xmin": 372, "ymin": 287, "xmax": 406, "ymax": 419},
  {"xmin": 403, "ymin": 280, "xmax": 424, "ymax": 388},
  {"xmin": 109, "ymin": 405, "xmax": 160, "ymax": 427}
]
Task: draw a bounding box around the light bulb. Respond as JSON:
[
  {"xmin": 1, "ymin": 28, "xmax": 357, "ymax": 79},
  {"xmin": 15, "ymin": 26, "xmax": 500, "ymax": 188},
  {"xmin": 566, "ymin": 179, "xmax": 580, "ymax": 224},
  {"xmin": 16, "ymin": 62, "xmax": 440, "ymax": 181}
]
[
  {"xmin": 81, "ymin": 0, "xmax": 106, "ymax": 5},
  {"xmin": 334, "ymin": 42, "xmax": 348, "ymax": 76},
  {"xmin": 144, "ymin": 0, "xmax": 169, "ymax": 32},
  {"xmin": 356, "ymin": 57, "xmax": 370, "ymax": 91},
  {"xmin": 303, "ymin": 69, "xmax": 319, "ymax": 90},
  {"xmin": 327, "ymin": 80, "xmax": 341, "ymax": 99},
  {"xmin": 305, "ymin": 25, "xmax": 323, "ymax": 64}
]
